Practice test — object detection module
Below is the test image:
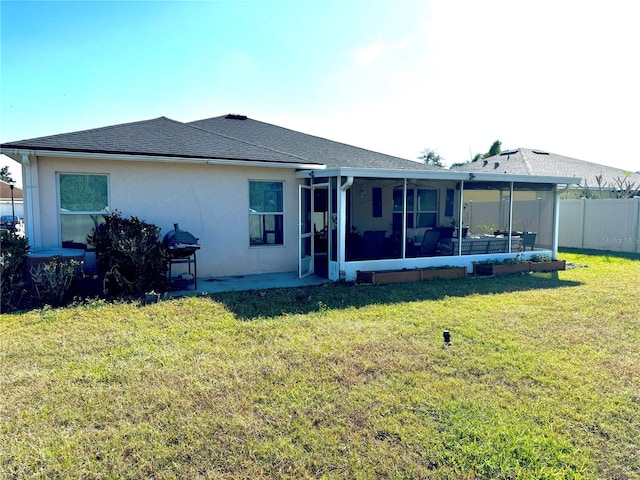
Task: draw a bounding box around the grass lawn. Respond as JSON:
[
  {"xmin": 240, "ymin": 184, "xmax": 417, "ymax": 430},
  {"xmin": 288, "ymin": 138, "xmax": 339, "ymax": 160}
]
[{"xmin": 1, "ymin": 249, "xmax": 639, "ymax": 479}]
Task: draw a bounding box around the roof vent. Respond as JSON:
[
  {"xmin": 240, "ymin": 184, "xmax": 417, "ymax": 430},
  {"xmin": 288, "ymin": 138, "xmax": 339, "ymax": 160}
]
[
  {"xmin": 483, "ymin": 160, "xmax": 488, "ymax": 166},
  {"xmin": 494, "ymin": 162, "xmax": 500, "ymax": 169},
  {"xmin": 532, "ymin": 150, "xmax": 549, "ymax": 155},
  {"xmin": 500, "ymin": 149, "xmax": 519, "ymax": 156},
  {"xmin": 225, "ymin": 114, "xmax": 247, "ymax": 120}
]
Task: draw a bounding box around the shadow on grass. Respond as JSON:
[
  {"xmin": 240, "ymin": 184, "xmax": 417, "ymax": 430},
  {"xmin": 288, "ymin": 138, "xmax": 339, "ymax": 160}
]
[
  {"xmin": 210, "ymin": 272, "xmax": 582, "ymax": 321},
  {"xmin": 560, "ymin": 247, "xmax": 640, "ymax": 261}
]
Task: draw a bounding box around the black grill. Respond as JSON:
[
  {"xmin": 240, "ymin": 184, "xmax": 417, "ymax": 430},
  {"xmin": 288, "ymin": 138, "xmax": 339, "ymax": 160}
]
[
  {"xmin": 163, "ymin": 223, "xmax": 201, "ymax": 258},
  {"xmin": 164, "ymin": 224, "xmax": 200, "ymax": 289}
]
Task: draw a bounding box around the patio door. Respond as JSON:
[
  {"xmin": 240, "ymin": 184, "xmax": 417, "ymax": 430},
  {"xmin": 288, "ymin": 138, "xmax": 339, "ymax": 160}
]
[{"xmin": 298, "ymin": 184, "xmax": 314, "ymax": 278}]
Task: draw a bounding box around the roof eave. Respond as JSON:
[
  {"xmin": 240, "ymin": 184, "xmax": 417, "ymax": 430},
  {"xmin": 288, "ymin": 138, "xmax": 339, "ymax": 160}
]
[
  {"xmin": 298, "ymin": 167, "xmax": 580, "ymax": 185},
  {"xmin": 0, "ymin": 147, "xmax": 325, "ymax": 170}
]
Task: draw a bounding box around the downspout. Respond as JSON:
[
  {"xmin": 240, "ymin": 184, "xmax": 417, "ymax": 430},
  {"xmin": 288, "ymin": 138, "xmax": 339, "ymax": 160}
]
[
  {"xmin": 338, "ymin": 176, "xmax": 353, "ymax": 279},
  {"xmin": 22, "ymin": 154, "xmax": 42, "ymax": 250},
  {"xmin": 341, "ymin": 176, "xmax": 354, "ymax": 192}
]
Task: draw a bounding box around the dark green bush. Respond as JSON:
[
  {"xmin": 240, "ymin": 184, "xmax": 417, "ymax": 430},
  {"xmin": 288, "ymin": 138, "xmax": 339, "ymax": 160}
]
[
  {"xmin": 0, "ymin": 231, "xmax": 30, "ymax": 312},
  {"xmin": 87, "ymin": 211, "xmax": 169, "ymax": 297}
]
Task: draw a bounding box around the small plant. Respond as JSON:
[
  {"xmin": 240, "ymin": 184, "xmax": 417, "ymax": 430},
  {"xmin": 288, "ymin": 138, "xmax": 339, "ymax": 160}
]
[
  {"xmin": 87, "ymin": 211, "xmax": 169, "ymax": 297},
  {"xmin": 30, "ymin": 256, "xmax": 82, "ymax": 306},
  {"xmin": 474, "ymin": 255, "xmax": 525, "ymax": 266},
  {"xmin": 530, "ymin": 254, "xmax": 553, "ymax": 262}
]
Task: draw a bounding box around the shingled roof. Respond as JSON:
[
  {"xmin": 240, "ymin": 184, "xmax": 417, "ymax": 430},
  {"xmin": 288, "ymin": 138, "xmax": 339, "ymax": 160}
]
[
  {"xmin": 451, "ymin": 148, "xmax": 640, "ymax": 189},
  {"xmin": 0, "ymin": 180, "xmax": 23, "ymax": 200},
  {"xmin": 188, "ymin": 115, "xmax": 439, "ymax": 170},
  {"xmin": 0, "ymin": 117, "xmax": 317, "ymax": 166},
  {"xmin": 2, "ymin": 114, "xmax": 440, "ymax": 171}
]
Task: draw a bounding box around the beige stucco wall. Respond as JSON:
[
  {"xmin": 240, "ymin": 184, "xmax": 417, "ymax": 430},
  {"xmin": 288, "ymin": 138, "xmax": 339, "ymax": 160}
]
[{"xmin": 34, "ymin": 156, "xmax": 303, "ymax": 277}]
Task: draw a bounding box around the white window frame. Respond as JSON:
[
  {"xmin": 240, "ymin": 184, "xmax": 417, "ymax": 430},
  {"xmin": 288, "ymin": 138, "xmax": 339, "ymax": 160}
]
[
  {"xmin": 414, "ymin": 188, "xmax": 439, "ymax": 228},
  {"xmin": 393, "ymin": 187, "xmax": 438, "ymax": 229},
  {"xmin": 57, "ymin": 172, "xmax": 109, "ymax": 246},
  {"xmin": 249, "ymin": 180, "xmax": 285, "ymax": 247}
]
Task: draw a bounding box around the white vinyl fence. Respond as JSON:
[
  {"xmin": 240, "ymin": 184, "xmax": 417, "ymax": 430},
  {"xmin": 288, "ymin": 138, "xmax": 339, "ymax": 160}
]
[{"xmin": 559, "ymin": 197, "xmax": 640, "ymax": 253}]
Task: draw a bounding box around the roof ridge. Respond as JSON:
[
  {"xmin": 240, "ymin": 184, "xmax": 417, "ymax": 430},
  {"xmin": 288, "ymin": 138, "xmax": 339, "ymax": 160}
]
[
  {"xmin": 189, "ymin": 115, "xmax": 434, "ymax": 168},
  {"xmin": 184, "ymin": 119, "xmax": 313, "ymax": 163},
  {"xmin": 520, "ymin": 149, "xmax": 533, "ymax": 175}
]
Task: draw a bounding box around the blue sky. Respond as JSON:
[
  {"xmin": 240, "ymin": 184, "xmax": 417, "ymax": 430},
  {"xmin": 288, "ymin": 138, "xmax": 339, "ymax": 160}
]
[{"xmin": 2, "ymin": 0, "xmax": 639, "ymax": 186}]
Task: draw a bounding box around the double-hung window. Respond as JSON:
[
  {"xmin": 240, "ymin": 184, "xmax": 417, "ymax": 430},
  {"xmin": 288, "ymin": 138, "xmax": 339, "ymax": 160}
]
[
  {"xmin": 393, "ymin": 188, "xmax": 438, "ymax": 230},
  {"xmin": 249, "ymin": 181, "xmax": 284, "ymax": 246},
  {"xmin": 59, "ymin": 173, "xmax": 108, "ymax": 246},
  {"xmin": 415, "ymin": 189, "xmax": 438, "ymax": 227}
]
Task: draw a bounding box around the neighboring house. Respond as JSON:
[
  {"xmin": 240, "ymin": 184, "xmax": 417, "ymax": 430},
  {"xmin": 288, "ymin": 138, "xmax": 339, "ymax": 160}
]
[
  {"xmin": 0, "ymin": 179, "xmax": 24, "ymax": 220},
  {"xmin": 1, "ymin": 115, "xmax": 579, "ymax": 282},
  {"xmin": 451, "ymin": 148, "xmax": 640, "ymax": 198}
]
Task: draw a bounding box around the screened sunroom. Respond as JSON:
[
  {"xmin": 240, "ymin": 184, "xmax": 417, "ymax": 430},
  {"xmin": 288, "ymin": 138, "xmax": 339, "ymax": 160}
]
[{"xmin": 296, "ymin": 168, "xmax": 578, "ymax": 281}]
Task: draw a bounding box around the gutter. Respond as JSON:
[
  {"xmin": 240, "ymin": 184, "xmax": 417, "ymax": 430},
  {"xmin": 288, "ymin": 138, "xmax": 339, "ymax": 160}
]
[
  {"xmin": 298, "ymin": 167, "xmax": 580, "ymax": 186},
  {"xmin": 0, "ymin": 148, "xmax": 325, "ymax": 171}
]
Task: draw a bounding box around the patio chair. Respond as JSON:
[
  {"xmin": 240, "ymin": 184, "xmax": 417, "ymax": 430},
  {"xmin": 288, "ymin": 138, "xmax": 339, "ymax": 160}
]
[
  {"xmin": 521, "ymin": 232, "xmax": 537, "ymax": 251},
  {"xmin": 361, "ymin": 230, "xmax": 386, "ymax": 259},
  {"xmin": 416, "ymin": 229, "xmax": 441, "ymax": 257}
]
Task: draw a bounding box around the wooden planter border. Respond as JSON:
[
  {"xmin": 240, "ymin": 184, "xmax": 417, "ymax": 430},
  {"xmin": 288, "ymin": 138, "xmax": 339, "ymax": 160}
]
[
  {"xmin": 529, "ymin": 259, "xmax": 566, "ymax": 272},
  {"xmin": 357, "ymin": 266, "xmax": 467, "ymax": 285},
  {"xmin": 475, "ymin": 259, "xmax": 566, "ymax": 276},
  {"xmin": 474, "ymin": 262, "xmax": 529, "ymax": 276}
]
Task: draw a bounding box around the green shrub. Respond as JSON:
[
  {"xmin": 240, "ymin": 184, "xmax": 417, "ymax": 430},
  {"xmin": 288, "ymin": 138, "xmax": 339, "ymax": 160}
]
[
  {"xmin": 87, "ymin": 211, "xmax": 169, "ymax": 297},
  {"xmin": 0, "ymin": 231, "xmax": 30, "ymax": 312},
  {"xmin": 30, "ymin": 256, "xmax": 82, "ymax": 307}
]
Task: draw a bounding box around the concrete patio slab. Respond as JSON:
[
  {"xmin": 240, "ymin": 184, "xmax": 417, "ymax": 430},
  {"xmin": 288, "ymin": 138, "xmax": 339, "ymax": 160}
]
[{"xmin": 168, "ymin": 271, "xmax": 329, "ymax": 296}]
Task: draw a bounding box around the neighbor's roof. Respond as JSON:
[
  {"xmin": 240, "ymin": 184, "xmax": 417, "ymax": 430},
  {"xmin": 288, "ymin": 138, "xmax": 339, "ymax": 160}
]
[
  {"xmin": 188, "ymin": 115, "xmax": 438, "ymax": 171},
  {"xmin": 451, "ymin": 148, "xmax": 640, "ymax": 188},
  {"xmin": 0, "ymin": 180, "xmax": 23, "ymax": 200},
  {"xmin": 0, "ymin": 117, "xmax": 317, "ymax": 166}
]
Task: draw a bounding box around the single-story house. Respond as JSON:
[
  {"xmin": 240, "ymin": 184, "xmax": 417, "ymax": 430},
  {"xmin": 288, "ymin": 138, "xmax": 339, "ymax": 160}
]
[
  {"xmin": 1, "ymin": 115, "xmax": 579, "ymax": 282},
  {"xmin": 451, "ymin": 148, "xmax": 640, "ymax": 198}
]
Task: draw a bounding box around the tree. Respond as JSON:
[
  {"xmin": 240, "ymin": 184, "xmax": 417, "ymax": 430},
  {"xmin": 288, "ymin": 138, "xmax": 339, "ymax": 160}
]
[
  {"xmin": 486, "ymin": 140, "xmax": 502, "ymax": 158},
  {"xmin": 418, "ymin": 149, "xmax": 445, "ymax": 167},
  {"xmin": 0, "ymin": 166, "xmax": 13, "ymax": 183},
  {"xmin": 470, "ymin": 139, "xmax": 502, "ymax": 162}
]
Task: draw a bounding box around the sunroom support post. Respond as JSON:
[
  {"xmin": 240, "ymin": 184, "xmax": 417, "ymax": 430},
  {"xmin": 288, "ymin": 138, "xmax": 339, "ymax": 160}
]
[
  {"xmin": 507, "ymin": 182, "xmax": 514, "ymax": 253},
  {"xmin": 402, "ymin": 178, "xmax": 408, "ymax": 258},
  {"xmin": 338, "ymin": 176, "xmax": 353, "ymax": 279},
  {"xmin": 552, "ymin": 185, "xmax": 560, "ymax": 259},
  {"xmin": 457, "ymin": 180, "xmax": 464, "ymax": 255}
]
